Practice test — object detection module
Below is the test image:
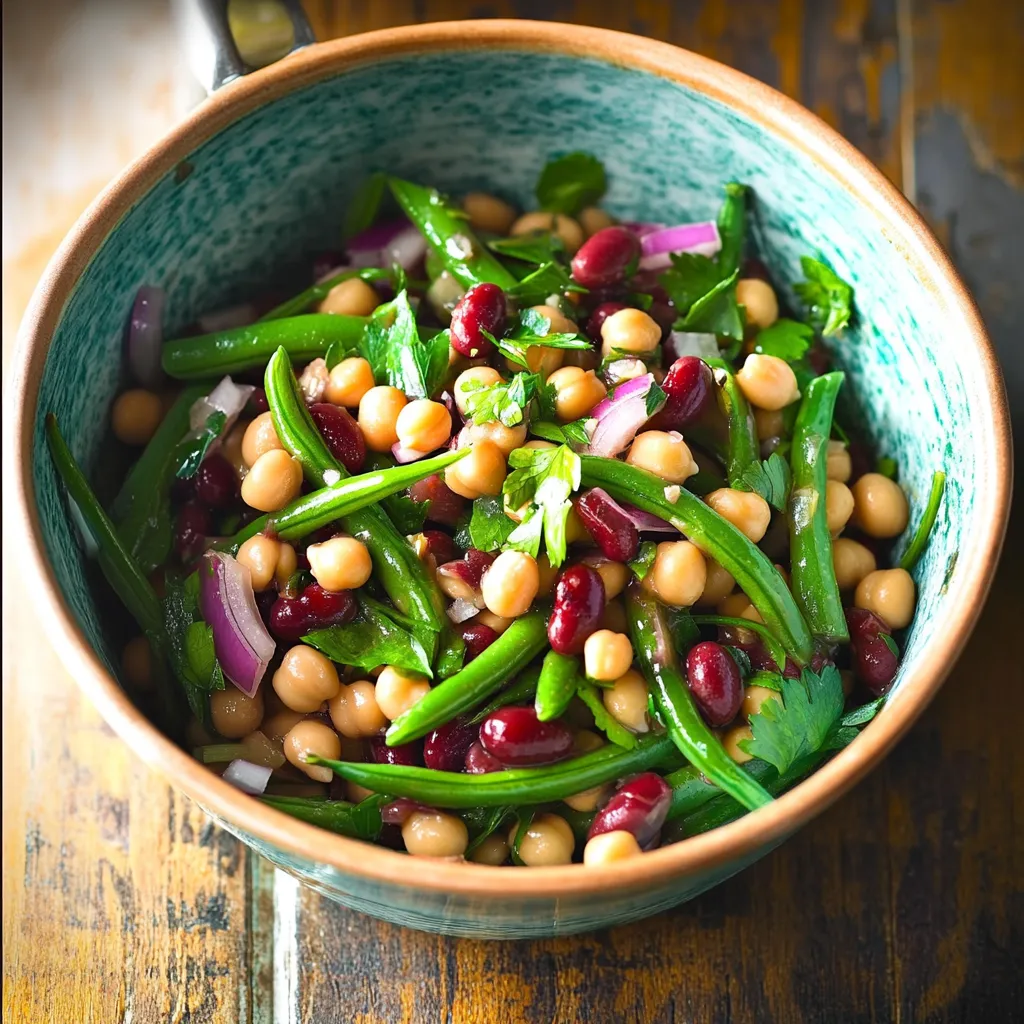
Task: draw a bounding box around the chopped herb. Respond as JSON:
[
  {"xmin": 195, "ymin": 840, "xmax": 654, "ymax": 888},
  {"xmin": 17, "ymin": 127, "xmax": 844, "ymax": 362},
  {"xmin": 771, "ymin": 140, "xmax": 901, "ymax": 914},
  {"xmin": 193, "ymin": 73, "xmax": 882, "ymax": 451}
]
[
  {"xmin": 467, "ymin": 495, "xmax": 518, "ymax": 552},
  {"xmin": 627, "ymin": 540, "xmax": 657, "ymax": 581},
  {"xmin": 725, "ymin": 645, "xmax": 753, "ymax": 680},
  {"xmin": 459, "ymin": 371, "xmax": 554, "ymax": 428},
  {"xmin": 562, "ymin": 419, "xmax": 592, "ymax": 447},
  {"xmin": 491, "ymin": 309, "xmax": 590, "ymax": 369},
  {"xmin": 879, "ymin": 633, "xmax": 899, "ymax": 657},
  {"xmin": 667, "ymin": 607, "xmax": 701, "ymax": 652},
  {"xmin": 900, "ymin": 470, "xmax": 946, "ymax": 571},
  {"xmin": 746, "ymin": 669, "xmax": 785, "ymax": 692},
  {"xmin": 738, "ymin": 452, "xmax": 792, "ymax": 511},
  {"xmin": 753, "ymin": 319, "xmax": 814, "ymax": 363},
  {"xmin": 506, "ymin": 260, "xmax": 581, "ymax": 307},
  {"xmin": 645, "ymin": 381, "xmax": 667, "ymax": 417},
  {"xmin": 658, "ymin": 252, "xmax": 724, "ymax": 313},
  {"xmin": 876, "ymin": 456, "xmax": 898, "ymax": 479},
  {"xmin": 839, "ymin": 695, "xmax": 887, "ymax": 728},
  {"xmin": 364, "ymin": 453, "xmax": 430, "ymax": 533},
  {"xmin": 794, "ymin": 256, "xmax": 853, "ymax": 336},
  {"xmin": 173, "ymin": 411, "xmax": 227, "ymax": 479},
  {"xmin": 462, "ymin": 805, "xmax": 515, "ymax": 855},
  {"xmin": 488, "ymin": 233, "xmax": 565, "ymax": 265},
  {"xmin": 535, "ymin": 152, "xmax": 607, "ymax": 215},
  {"xmin": 576, "ymin": 681, "xmax": 638, "ymax": 749}
]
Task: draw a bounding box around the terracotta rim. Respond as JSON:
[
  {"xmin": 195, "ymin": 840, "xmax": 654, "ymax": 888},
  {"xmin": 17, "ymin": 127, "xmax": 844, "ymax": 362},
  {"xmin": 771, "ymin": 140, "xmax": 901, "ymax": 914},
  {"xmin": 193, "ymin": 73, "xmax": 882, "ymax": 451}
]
[{"xmin": 6, "ymin": 21, "xmax": 1012, "ymax": 900}]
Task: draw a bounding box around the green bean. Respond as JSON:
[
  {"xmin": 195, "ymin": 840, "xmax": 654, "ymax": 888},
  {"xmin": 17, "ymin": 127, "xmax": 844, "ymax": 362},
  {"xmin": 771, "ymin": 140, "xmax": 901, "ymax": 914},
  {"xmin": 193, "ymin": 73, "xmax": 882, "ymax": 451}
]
[
  {"xmin": 307, "ymin": 733, "xmax": 678, "ymax": 808},
  {"xmin": 435, "ymin": 626, "xmax": 467, "ymax": 679},
  {"xmin": 466, "ymin": 668, "xmax": 541, "ymax": 725},
  {"xmin": 259, "ymin": 268, "xmax": 390, "ymax": 322},
  {"xmin": 663, "ymin": 758, "xmax": 776, "ymax": 821},
  {"xmin": 388, "ymin": 178, "xmax": 519, "ymax": 290},
  {"xmin": 690, "ymin": 615, "xmax": 785, "ymax": 671},
  {"xmin": 788, "ymin": 372, "xmax": 848, "ymax": 642},
  {"xmin": 535, "ymin": 650, "xmax": 580, "ymax": 722},
  {"xmin": 162, "ymin": 314, "xmax": 366, "ymax": 379},
  {"xmin": 580, "ymin": 455, "xmax": 813, "ymax": 665},
  {"xmin": 716, "ymin": 182, "xmax": 748, "ymax": 278},
  {"xmin": 900, "ymin": 470, "xmax": 946, "ymax": 571},
  {"xmin": 628, "ymin": 586, "xmax": 773, "ymax": 811},
  {"xmin": 386, "ymin": 611, "xmax": 549, "ymax": 745},
  {"xmin": 706, "ymin": 358, "xmax": 759, "ymax": 487}
]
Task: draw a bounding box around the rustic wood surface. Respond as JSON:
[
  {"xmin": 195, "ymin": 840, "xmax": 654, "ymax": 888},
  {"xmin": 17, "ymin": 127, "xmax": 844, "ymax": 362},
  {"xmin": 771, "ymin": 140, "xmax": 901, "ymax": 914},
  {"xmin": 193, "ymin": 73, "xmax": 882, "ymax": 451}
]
[{"xmin": 3, "ymin": 1, "xmax": 1021, "ymax": 1021}]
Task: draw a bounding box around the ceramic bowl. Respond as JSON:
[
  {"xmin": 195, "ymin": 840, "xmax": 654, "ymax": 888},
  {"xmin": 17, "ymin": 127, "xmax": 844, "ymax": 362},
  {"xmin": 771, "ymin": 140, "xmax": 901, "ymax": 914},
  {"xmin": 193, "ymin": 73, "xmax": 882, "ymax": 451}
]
[{"xmin": 7, "ymin": 21, "xmax": 1011, "ymax": 938}]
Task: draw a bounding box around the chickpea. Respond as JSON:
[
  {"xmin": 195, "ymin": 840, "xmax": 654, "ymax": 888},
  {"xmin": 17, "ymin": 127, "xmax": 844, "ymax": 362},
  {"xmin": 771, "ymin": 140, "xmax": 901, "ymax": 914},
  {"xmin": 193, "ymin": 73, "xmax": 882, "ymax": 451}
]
[
  {"xmin": 573, "ymin": 730, "xmax": 605, "ymax": 754},
  {"xmin": 272, "ymin": 646, "xmax": 341, "ymax": 713},
  {"xmin": 580, "ymin": 556, "xmax": 630, "ymax": 602},
  {"xmin": 583, "ymin": 830, "xmax": 643, "ymax": 865},
  {"xmin": 825, "ymin": 480, "xmax": 855, "ymax": 535},
  {"xmin": 565, "ymin": 506, "xmax": 592, "ymax": 545},
  {"xmin": 742, "ymin": 684, "xmax": 781, "ymax": 720},
  {"xmin": 463, "ymin": 419, "xmax": 527, "ymax": 457},
  {"xmin": 402, "ymin": 810, "xmax": 469, "ymax": 857},
  {"xmin": 111, "ymin": 389, "xmax": 162, "ymax": 445},
  {"xmin": 705, "ymin": 488, "xmax": 772, "ymax": 543},
  {"xmin": 735, "ymin": 278, "xmax": 779, "ymax": 330},
  {"xmin": 561, "ymin": 346, "xmax": 600, "ymax": 371},
  {"xmin": 547, "ymin": 366, "xmax": 607, "ymax": 422},
  {"xmin": 851, "ymin": 473, "xmax": 909, "ymax": 538},
  {"xmin": 306, "ymin": 536, "xmax": 372, "ymax": 592},
  {"xmin": 741, "ymin": 603, "xmax": 764, "ymax": 624},
  {"xmin": 600, "ymin": 308, "xmax": 661, "ymax": 356},
  {"xmin": 523, "ymin": 439, "xmax": 557, "ymax": 451},
  {"xmin": 318, "ymin": 276, "xmax": 379, "ymax": 317},
  {"xmin": 536, "ymin": 553, "xmax": 559, "ymax": 598},
  {"xmin": 528, "ymin": 303, "xmax": 578, "ymax": 337},
  {"xmin": 328, "ymin": 680, "xmax": 387, "ymax": 739},
  {"xmin": 855, "ymin": 568, "xmax": 916, "ymax": 630},
  {"xmin": 358, "ymin": 385, "xmax": 407, "ymax": 453},
  {"xmin": 481, "ymin": 550, "xmax": 540, "ymax": 619},
  {"xmin": 826, "ymin": 440, "xmax": 852, "ymax": 482},
  {"xmin": 241, "ymin": 449, "xmax": 303, "ymax": 512},
  {"xmin": 563, "ymin": 782, "xmax": 613, "ymax": 813},
  {"xmin": 221, "ymin": 420, "xmax": 249, "ymax": 477},
  {"xmin": 717, "ymin": 591, "xmax": 754, "ymax": 620},
  {"xmin": 584, "ymin": 630, "xmax": 634, "ymax": 682},
  {"xmin": 396, "ymin": 399, "xmax": 452, "ymax": 454},
  {"xmin": 454, "ymin": 365, "xmax": 504, "ymax": 417},
  {"xmin": 735, "ymin": 354, "xmax": 800, "ymax": 411},
  {"xmin": 463, "ymin": 192, "xmax": 517, "ymax": 236},
  {"xmin": 626, "ymin": 430, "xmax": 698, "ymax": 483},
  {"xmin": 121, "ymin": 637, "xmax": 153, "ymax": 690},
  {"xmin": 722, "ymin": 723, "xmax": 754, "ymax": 764},
  {"xmin": 242, "ymin": 411, "xmax": 283, "ymax": 468},
  {"xmin": 603, "ymin": 669, "xmax": 650, "ymax": 733},
  {"xmin": 283, "ymin": 720, "xmax": 341, "ymax": 783},
  {"xmin": 475, "ymin": 609, "xmax": 514, "ymax": 635},
  {"xmin": 512, "ymin": 813, "xmax": 576, "ymax": 866},
  {"xmin": 210, "ymin": 686, "xmax": 265, "ymax": 739},
  {"xmin": 578, "ymin": 206, "xmax": 615, "ymax": 238},
  {"xmin": 600, "ymin": 599, "xmax": 629, "ymax": 634},
  {"xmin": 237, "ymin": 534, "xmax": 285, "ymax": 592},
  {"xmin": 262, "ymin": 708, "xmax": 307, "ymax": 742},
  {"xmin": 444, "ymin": 438, "xmax": 506, "ymax": 499},
  {"xmin": 830, "ymin": 538, "xmax": 876, "ymax": 591},
  {"xmin": 510, "ymin": 211, "xmax": 584, "ymax": 255},
  {"xmin": 515, "ymin": 345, "xmax": 565, "ymax": 376},
  {"xmin": 644, "ymin": 541, "xmax": 707, "ymax": 607},
  {"xmin": 275, "ymin": 543, "xmax": 298, "ymax": 589},
  {"xmin": 325, "ymin": 357, "xmax": 375, "ymax": 408},
  {"xmin": 467, "ymin": 834, "xmax": 510, "ymax": 866},
  {"xmin": 696, "ymin": 559, "xmax": 735, "ymax": 607},
  {"xmin": 375, "ymin": 666, "xmax": 430, "ymax": 721}
]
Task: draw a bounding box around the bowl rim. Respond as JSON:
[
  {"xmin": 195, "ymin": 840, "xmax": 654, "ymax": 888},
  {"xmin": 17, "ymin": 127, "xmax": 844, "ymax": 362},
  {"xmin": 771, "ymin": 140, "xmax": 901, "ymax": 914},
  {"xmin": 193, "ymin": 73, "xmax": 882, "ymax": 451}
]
[{"xmin": 6, "ymin": 19, "xmax": 1012, "ymax": 899}]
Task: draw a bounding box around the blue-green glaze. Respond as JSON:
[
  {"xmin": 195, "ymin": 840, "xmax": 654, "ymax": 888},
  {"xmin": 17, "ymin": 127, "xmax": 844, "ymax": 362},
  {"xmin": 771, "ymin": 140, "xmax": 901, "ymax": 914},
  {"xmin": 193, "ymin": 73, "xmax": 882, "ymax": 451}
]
[{"xmin": 34, "ymin": 50, "xmax": 968, "ymax": 937}]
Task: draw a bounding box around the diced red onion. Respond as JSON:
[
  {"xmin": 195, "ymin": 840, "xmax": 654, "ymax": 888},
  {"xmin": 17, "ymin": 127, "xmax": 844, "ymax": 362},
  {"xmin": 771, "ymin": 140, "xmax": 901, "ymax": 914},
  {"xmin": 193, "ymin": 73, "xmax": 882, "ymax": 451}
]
[
  {"xmin": 198, "ymin": 552, "xmax": 275, "ymax": 697},
  {"xmin": 189, "ymin": 376, "xmax": 255, "ymax": 433},
  {"xmin": 197, "ymin": 302, "xmax": 258, "ymax": 334},
  {"xmin": 583, "ymin": 372, "xmax": 664, "ymax": 457},
  {"xmin": 447, "ymin": 598, "xmax": 480, "ymax": 624},
  {"xmin": 618, "ymin": 501, "xmax": 677, "ymax": 532},
  {"xmin": 127, "ymin": 285, "xmax": 166, "ymax": 388},
  {"xmin": 347, "ymin": 219, "xmax": 427, "ymax": 272},
  {"xmin": 222, "ymin": 759, "xmax": 273, "ymax": 795},
  {"xmin": 298, "ymin": 359, "xmax": 328, "ymax": 405},
  {"xmin": 603, "ymin": 357, "xmax": 649, "ymax": 387},
  {"xmin": 665, "ymin": 331, "xmax": 720, "ymax": 361},
  {"xmin": 391, "ymin": 441, "xmax": 428, "ymax": 464},
  {"xmin": 638, "ymin": 221, "xmax": 722, "ymax": 271}
]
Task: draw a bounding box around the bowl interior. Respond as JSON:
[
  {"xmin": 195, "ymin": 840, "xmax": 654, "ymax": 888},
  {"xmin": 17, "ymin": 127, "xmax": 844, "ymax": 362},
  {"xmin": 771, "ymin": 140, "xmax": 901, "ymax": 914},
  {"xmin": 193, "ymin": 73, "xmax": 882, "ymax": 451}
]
[{"xmin": 34, "ymin": 48, "xmax": 969, "ymax": 710}]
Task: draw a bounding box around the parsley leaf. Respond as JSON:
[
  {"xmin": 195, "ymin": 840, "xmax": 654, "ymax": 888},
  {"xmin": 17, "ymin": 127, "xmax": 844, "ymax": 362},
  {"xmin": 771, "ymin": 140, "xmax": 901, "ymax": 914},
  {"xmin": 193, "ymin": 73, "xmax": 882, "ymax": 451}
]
[
  {"xmin": 680, "ymin": 270, "xmax": 743, "ymax": 339},
  {"xmin": 173, "ymin": 411, "xmax": 227, "ymax": 479},
  {"xmin": 645, "ymin": 382, "xmax": 667, "ymax": 417},
  {"xmin": 753, "ymin": 318, "xmax": 814, "ymax": 363},
  {"xmin": 506, "ymin": 260, "xmax": 581, "ymax": 307},
  {"xmin": 794, "ymin": 256, "xmax": 853, "ymax": 336},
  {"xmin": 163, "ymin": 571, "xmax": 226, "ymax": 724},
  {"xmin": 738, "ymin": 452, "xmax": 792, "ymax": 511},
  {"xmin": 535, "ymin": 152, "xmax": 607, "ymax": 215},
  {"xmin": 493, "ymin": 309, "xmax": 590, "ymax": 369},
  {"xmin": 627, "ymin": 540, "xmax": 657, "ymax": 581},
  {"xmin": 879, "ymin": 632, "xmax": 899, "ymax": 657},
  {"xmin": 577, "ymin": 681, "xmax": 638, "ymax": 749},
  {"xmin": 459, "ymin": 371, "xmax": 553, "ymax": 428},
  {"xmin": 660, "ymin": 253, "xmax": 743, "ymax": 341},
  {"xmin": 658, "ymin": 253, "xmax": 723, "ymax": 312},
  {"xmin": 488, "ymin": 233, "xmax": 565, "ymax": 265},
  {"xmin": 462, "ymin": 805, "xmax": 516, "ymax": 855},
  {"xmin": 739, "ymin": 664, "xmax": 846, "ymax": 773},
  {"xmin": 467, "ymin": 495, "xmax": 517, "ymax": 552}
]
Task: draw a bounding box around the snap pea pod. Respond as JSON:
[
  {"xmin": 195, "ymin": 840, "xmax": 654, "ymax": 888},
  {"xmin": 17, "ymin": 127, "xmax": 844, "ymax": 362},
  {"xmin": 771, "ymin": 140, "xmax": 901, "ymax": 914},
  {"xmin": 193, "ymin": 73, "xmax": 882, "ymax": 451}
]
[
  {"xmin": 580, "ymin": 455, "xmax": 813, "ymax": 665},
  {"xmin": 259, "ymin": 268, "xmax": 390, "ymax": 322},
  {"xmin": 899, "ymin": 470, "xmax": 946, "ymax": 571},
  {"xmin": 466, "ymin": 667, "xmax": 541, "ymax": 725},
  {"xmin": 535, "ymin": 650, "xmax": 581, "ymax": 722},
  {"xmin": 628, "ymin": 585, "xmax": 773, "ymax": 811},
  {"xmin": 788, "ymin": 372, "xmax": 848, "ymax": 642},
  {"xmin": 307, "ymin": 733, "xmax": 677, "ymax": 808},
  {"xmin": 388, "ymin": 178, "xmax": 519, "ymax": 291},
  {"xmin": 706, "ymin": 358, "xmax": 759, "ymax": 487},
  {"xmin": 162, "ymin": 314, "xmax": 367, "ymax": 379},
  {"xmin": 386, "ymin": 611, "xmax": 550, "ymax": 746}
]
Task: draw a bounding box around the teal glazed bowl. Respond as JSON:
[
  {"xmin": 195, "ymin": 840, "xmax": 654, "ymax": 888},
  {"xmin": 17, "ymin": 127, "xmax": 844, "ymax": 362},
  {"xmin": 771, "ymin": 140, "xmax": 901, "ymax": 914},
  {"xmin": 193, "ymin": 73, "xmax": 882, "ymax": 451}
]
[{"xmin": 8, "ymin": 21, "xmax": 1012, "ymax": 938}]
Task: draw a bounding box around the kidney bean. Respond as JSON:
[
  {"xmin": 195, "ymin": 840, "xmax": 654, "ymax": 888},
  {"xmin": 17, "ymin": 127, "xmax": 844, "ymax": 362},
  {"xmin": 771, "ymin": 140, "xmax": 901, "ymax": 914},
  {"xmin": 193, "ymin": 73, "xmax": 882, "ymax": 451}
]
[
  {"xmin": 479, "ymin": 706, "xmax": 574, "ymax": 767},
  {"xmin": 647, "ymin": 300, "xmax": 676, "ymax": 340},
  {"xmin": 450, "ymin": 282, "xmax": 505, "ymax": 358},
  {"xmin": 421, "ymin": 529, "xmax": 457, "ymax": 567},
  {"xmin": 571, "ymin": 227, "xmax": 641, "ymax": 289},
  {"xmin": 309, "ymin": 402, "xmax": 366, "ymax": 473},
  {"xmin": 627, "ymin": 269, "xmax": 671, "ymax": 305},
  {"xmin": 174, "ymin": 500, "xmax": 212, "ymax": 562},
  {"xmin": 380, "ymin": 797, "xmax": 432, "ymax": 825},
  {"xmin": 423, "ymin": 718, "xmax": 479, "ymax": 771},
  {"xmin": 807, "ymin": 340, "xmax": 832, "ymax": 377},
  {"xmin": 409, "ymin": 474, "xmax": 466, "ymax": 526},
  {"xmin": 464, "ymin": 740, "xmax": 504, "ymax": 774},
  {"xmin": 245, "ymin": 386, "xmax": 269, "ymax": 416},
  {"xmin": 548, "ymin": 565, "xmax": 605, "ymax": 654},
  {"xmin": 195, "ymin": 453, "xmax": 237, "ymax": 509},
  {"xmin": 575, "ymin": 489, "xmax": 639, "ymax": 562},
  {"xmin": 370, "ymin": 736, "xmax": 423, "ymax": 767},
  {"xmin": 846, "ymin": 607, "xmax": 898, "ymax": 695},
  {"xmin": 650, "ymin": 356, "xmax": 714, "ymax": 431},
  {"xmin": 740, "ymin": 256, "xmax": 773, "ymax": 283},
  {"xmin": 587, "ymin": 772, "xmax": 672, "ymax": 848},
  {"xmin": 685, "ymin": 641, "xmax": 744, "ymax": 726},
  {"xmin": 457, "ymin": 622, "xmax": 499, "ymax": 662},
  {"xmin": 440, "ymin": 549, "xmax": 495, "ymax": 591},
  {"xmin": 269, "ymin": 582, "xmax": 356, "ymax": 642},
  {"xmin": 585, "ymin": 301, "xmax": 628, "ymax": 342}
]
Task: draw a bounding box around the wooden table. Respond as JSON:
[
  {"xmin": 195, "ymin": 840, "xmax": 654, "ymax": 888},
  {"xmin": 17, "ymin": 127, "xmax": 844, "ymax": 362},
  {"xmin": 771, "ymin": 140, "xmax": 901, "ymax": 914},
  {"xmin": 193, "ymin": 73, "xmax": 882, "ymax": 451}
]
[{"xmin": 4, "ymin": 2, "xmax": 1021, "ymax": 1020}]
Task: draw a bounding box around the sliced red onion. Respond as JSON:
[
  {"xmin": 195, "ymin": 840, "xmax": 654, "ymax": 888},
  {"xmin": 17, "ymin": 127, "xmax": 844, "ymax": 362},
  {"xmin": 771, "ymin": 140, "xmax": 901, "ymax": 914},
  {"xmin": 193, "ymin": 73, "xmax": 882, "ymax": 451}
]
[
  {"xmin": 638, "ymin": 221, "xmax": 722, "ymax": 271},
  {"xmin": 447, "ymin": 597, "xmax": 480, "ymax": 624},
  {"xmin": 347, "ymin": 219, "xmax": 427, "ymax": 272},
  {"xmin": 618, "ymin": 502, "xmax": 677, "ymax": 533},
  {"xmin": 391, "ymin": 441, "xmax": 428, "ymax": 464},
  {"xmin": 197, "ymin": 302, "xmax": 258, "ymax": 334},
  {"xmin": 583, "ymin": 373, "xmax": 664, "ymax": 458},
  {"xmin": 198, "ymin": 552, "xmax": 275, "ymax": 697},
  {"xmin": 665, "ymin": 331, "xmax": 720, "ymax": 362},
  {"xmin": 222, "ymin": 759, "xmax": 273, "ymax": 795},
  {"xmin": 189, "ymin": 376, "xmax": 255, "ymax": 433},
  {"xmin": 127, "ymin": 285, "xmax": 166, "ymax": 388},
  {"xmin": 623, "ymin": 221, "xmax": 665, "ymax": 238}
]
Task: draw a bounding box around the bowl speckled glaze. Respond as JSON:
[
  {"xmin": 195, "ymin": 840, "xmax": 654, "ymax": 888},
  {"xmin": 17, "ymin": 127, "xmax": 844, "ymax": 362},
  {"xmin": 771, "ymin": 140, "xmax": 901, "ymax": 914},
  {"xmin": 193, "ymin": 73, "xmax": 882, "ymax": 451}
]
[{"xmin": 8, "ymin": 22, "xmax": 1011, "ymax": 938}]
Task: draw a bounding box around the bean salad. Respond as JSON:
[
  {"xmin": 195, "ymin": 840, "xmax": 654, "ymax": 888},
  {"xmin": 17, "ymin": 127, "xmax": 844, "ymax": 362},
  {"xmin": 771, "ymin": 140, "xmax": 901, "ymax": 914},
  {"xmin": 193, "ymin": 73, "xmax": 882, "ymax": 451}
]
[{"xmin": 49, "ymin": 152, "xmax": 945, "ymax": 866}]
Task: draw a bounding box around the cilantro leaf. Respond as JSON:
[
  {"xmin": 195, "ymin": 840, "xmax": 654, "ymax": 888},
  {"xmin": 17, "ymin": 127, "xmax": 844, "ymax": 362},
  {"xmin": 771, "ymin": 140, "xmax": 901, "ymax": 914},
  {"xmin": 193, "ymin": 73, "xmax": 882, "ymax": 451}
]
[
  {"xmin": 839, "ymin": 695, "xmax": 886, "ymax": 728},
  {"xmin": 738, "ymin": 452, "xmax": 792, "ymax": 511},
  {"xmin": 794, "ymin": 256, "xmax": 853, "ymax": 336},
  {"xmin": 262, "ymin": 793, "xmax": 387, "ymax": 841},
  {"xmin": 576, "ymin": 681, "xmax": 638, "ymax": 749},
  {"xmin": 535, "ymin": 152, "xmax": 607, "ymax": 215},
  {"xmin": 753, "ymin": 318, "xmax": 814, "ymax": 363},
  {"xmin": 627, "ymin": 540, "xmax": 657, "ymax": 581},
  {"xmin": 173, "ymin": 411, "xmax": 227, "ymax": 479},
  {"xmin": 739, "ymin": 664, "xmax": 846, "ymax": 773},
  {"xmin": 467, "ymin": 496, "xmax": 517, "ymax": 552},
  {"xmin": 876, "ymin": 456, "xmax": 898, "ymax": 479},
  {"xmin": 503, "ymin": 444, "xmax": 581, "ymax": 567},
  {"xmin": 459, "ymin": 371, "xmax": 553, "ymax": 428}
]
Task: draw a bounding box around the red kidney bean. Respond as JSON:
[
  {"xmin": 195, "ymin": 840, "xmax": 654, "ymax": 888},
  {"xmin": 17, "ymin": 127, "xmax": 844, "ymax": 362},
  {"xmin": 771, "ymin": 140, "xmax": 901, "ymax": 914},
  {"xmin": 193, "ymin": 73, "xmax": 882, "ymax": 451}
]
[
  {"xmin": 627, "ymin": 270, "xmax": 671, "ymax": 305},
  {"xmin": 846, "ymin": 607, "xmax": 898, "ymax": 695},
  {"xmin": 807, "ymin": 340, "xmax": 832, "ymax": 377},
  {"xmin": 847, "ymin": 440, "xmax": 873, "ymax": 484},
  {"xmin": 740, "ymin": 256, "xmax": 773, "ymax": 282},
  {"xmin": 423, "ymin": 718, "xmax": 479, "ymax": 771},
  {"xmin": 587, "ymin": 772, "xmax": 672, "ymax": 848},
  {"xmin": 171, "ymin": 471, "xmax": 198, "ymax": 504},
  {"xmin": 409, "ymin": 474, "xmax": 466, "ymax": 526},
  {"xmin": 268, "ymin": 582, "xmax": 356, "ymax": 642},
  {"xmin": 464, "ymin": 741, "xmax": 504, "ymax": 774},
  {"xmin": 174, "ymin": 500, "xmax": 212, "ymax": 562},
  {"xmin": 548, "ymin": 565, "xmax": 605, "ymax": 655},
  {"xmin": 440, "ymin": 549, "xmax": 494, "ymax": 590},
  {"xmin": 421, "ymin": 529, "xmax": 457, "ymax": 567},
  {"xmin": 479, "ymin": 706, "xmax": 574, "ymax": 767},
  {"xmin": 685, "ymin": 641, "xmax": 744, "ymax": 726},
  {"xmin": 450, "ymin": 282, "xmax": 505, "ymax": 358},
  {"xmin": 647, "ymin": 300, "xmax": 676, "ymax": 340},
  {"xmin": 457, "ymin": 621, "xmax": 499, "ymax": 662},
  {"xmin": 195, "ymin": 453, "xmax": 237, "ymax": 509},
  {"xmin": 370, "ymin": 736, "xmax": 423, "ymax": 767},
  {"xmin": 245, "ymin": 386, "xmax": 269, "ymax": 416},
  {"xmin": 380, "ymin": 797, "xmax": 432, "ymax": 825},
  {"xmin": 650, "ymin": 356, "xmax": 714, "ymax": 431},
  {"xmin": 585, "ymin": 301, "xmax": 628, "ymax": 342},
  {"xmin": 309, "ymin": 402, "xmax": 366, "ymax": 473},
  {"xmin": 571, "ymin": 227, "xmax": 641, "ymax": 289},
  {"xmin": 575, "ymin": 489, "xmax": 639, "ymax": 562},
  {"xmin": 255, "ymin": 587, "xmax": 277, "ymax": 628}
]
